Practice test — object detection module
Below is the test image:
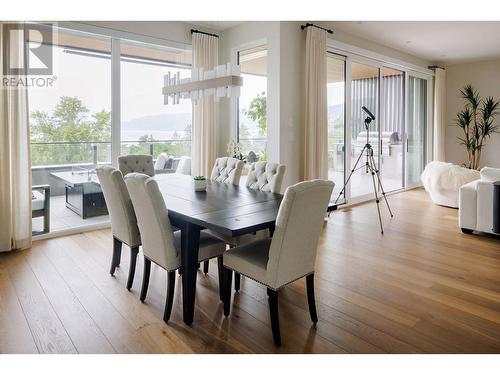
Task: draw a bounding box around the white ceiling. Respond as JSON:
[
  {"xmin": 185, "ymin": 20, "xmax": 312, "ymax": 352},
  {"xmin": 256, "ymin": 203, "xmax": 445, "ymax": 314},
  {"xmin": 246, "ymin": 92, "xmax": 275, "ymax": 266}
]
[
  {"xmin": 191, "ymin": 21, "xmax": 243, "ymax": 32},
  {"xmin": 330, "ymin": 21, "xmax": 500, "ymax": 66}
]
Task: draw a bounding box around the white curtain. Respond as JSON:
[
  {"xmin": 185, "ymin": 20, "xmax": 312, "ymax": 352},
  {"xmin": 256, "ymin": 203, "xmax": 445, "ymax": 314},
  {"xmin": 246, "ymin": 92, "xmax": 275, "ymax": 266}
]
[
  {"xmin": 433, "ymin": 68, "xmax": 446, "ymax": 161},
  {"xmin": 192, "ymin": 33, "xmax": 219, "ymax": 177},
  {"xmin": 0, "ymin": 23, "xmax": 32, "ymax": 252},
  {"xmin": 303, "ymin": 27, "xmax": 328, "ymax": 180}
]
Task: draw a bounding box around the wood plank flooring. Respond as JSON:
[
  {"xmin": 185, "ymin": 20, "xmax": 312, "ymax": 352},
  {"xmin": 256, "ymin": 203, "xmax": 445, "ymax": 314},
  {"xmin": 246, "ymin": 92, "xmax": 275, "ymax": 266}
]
[{"xmin": 1, "ymin": 188, "xmax": 500, "ymax": 353}]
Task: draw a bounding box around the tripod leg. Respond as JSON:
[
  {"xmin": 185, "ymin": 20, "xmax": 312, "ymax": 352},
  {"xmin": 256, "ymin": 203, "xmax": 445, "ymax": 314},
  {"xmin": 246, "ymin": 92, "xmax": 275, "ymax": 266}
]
[
  {"xmin": 334, "ymin": 145, "xmax": 367, "ymax": 204},
  {"xmin": 370, "ymin": 157, "xmax": 394, "ymax": 218},
  {"xmin": 368, "ymin": 163, "xmax": 384, "ymax": 234}
]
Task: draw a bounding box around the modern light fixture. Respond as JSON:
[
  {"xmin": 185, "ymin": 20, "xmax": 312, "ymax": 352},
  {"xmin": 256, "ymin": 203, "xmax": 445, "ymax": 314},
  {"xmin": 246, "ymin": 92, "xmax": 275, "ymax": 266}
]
[{"xmin": 162, "ymin": 62, "xmax": 243, "ymax": 105}]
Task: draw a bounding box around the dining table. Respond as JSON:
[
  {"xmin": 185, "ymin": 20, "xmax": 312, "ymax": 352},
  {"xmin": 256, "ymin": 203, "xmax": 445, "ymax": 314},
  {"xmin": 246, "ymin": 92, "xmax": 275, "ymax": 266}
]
[{"xmin": 153, "ymin": 173, "xmax": 283, "ymax": 325}]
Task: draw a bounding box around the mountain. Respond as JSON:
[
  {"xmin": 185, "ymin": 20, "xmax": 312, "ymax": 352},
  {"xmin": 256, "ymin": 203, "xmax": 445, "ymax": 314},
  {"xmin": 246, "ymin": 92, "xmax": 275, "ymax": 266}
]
[
  {"xmin": 121, "ymin": 113, "xmax": 191, "ymax": 132},
  {"xmin": 328, "ymin": 104, "xmax": 344, "ymax": 124},
  {"xmin": 121, "ymin": 105, "xmax": 343, "ymax": 134}
]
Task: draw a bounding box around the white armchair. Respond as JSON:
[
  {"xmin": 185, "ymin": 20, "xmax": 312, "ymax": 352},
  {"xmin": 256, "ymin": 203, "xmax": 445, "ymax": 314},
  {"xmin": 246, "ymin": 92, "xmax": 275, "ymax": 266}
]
[{"xmin": 459, "ymin": 167, "xmax": 500, "ymax": 235}]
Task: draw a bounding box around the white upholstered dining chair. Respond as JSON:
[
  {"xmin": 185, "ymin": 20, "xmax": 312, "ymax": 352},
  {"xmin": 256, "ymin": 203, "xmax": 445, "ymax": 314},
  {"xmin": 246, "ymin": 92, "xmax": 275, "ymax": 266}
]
[
  {"xmin": 221, "ymin": 179, "xmax": 334, "ymax": 346},
  {"xmin": 246, "ymin": 161, "xmax": 286, "ymax": 194},
  {"xmin": 124, "ymin": 172, "xmax": 226, "ymax": 322},
  {"xmin": 210, "ymin": 157, "xmax": 244, "ymax": 185},
  {"xmin": 201, "ymin": 156, "xmax": 245, "ymax": 275},
  {"xmin": 212, "ymin": 161, "xmax": 287, "ymax": 291},
  {"xmin": 96, "ymin": 166, "xmax": 142, "ymax": 290},
  {"xmin": 118, "ymin": 154, "xmax": 155, "ymax": 177}
]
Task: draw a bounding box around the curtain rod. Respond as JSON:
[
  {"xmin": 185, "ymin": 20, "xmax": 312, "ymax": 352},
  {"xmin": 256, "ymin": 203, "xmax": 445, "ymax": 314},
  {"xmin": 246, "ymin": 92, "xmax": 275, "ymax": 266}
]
[
  {"xmin": 300, "ymin": 23, "xmax": 333, "ymax": 34},
  {"xmin": 190, "ymin": 29, "xmax": 219, "ymax": 38},
  {"xmin": 428, "ymin": 65, "xmax": 445, "ymax": 70}
]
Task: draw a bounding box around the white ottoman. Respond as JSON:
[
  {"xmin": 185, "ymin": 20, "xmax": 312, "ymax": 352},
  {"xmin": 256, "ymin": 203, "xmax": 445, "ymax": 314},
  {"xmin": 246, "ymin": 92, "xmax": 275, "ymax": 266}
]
[{"xmin": 421, "ymin": 161, "xmax": 480, "ymax": 208}]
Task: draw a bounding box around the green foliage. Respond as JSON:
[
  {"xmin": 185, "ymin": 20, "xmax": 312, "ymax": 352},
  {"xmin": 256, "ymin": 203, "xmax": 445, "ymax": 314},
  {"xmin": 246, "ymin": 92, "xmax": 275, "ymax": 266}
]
[
  {"xmin": 455, "ymin": 84, "xmax": 499, "ymax": 169},
  {"xmin": 244, "ymin": 92, "xmax": 267, "ymax": 135},
  {"xmin": 30, "ymin": 96, "xmax": 192, "ymax": 167},
  {"xmin": 193, "ymin": 176, "xmax": 206, "ymax": 180},
  {"xmin": 30, "ymin": 96, "xmax": 111, "ymax": 166}
]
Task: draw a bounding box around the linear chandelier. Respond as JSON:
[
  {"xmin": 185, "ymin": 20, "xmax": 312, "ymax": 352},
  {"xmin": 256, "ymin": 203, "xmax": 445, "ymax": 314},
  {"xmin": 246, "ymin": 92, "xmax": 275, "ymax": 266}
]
[{"xmin": 162, "ymin": 62, "xmax": 243, "ymax": 105}]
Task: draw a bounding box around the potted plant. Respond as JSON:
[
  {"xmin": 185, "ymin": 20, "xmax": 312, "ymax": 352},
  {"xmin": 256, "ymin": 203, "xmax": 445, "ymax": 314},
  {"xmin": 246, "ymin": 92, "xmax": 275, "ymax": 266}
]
[
  {"xmin": 193, "ymin": 175, "xmax": 207, "ymax": 191},
  {"xmin": 456, "ymin": 84, "xmax": 499, "ymax": 169}
]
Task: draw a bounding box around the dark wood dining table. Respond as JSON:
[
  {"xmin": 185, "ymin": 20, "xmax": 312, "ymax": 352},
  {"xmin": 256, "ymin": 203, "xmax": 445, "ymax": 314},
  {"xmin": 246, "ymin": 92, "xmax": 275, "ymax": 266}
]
[{"xmin": 153, "ymin": 173, "xmax": 283, "ymax": 325}]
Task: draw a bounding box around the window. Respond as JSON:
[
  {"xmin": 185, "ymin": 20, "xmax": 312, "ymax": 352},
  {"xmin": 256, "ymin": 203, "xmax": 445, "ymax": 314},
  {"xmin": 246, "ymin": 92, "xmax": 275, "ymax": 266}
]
[
  {"xmin": 120, "ymin": 40, "xmax": 192, "ymax": 158},
  {"xmin": 237, "ymin": 45, "xmax": 267, "ymax": 160},
  {"xmin": 29, "ymin": 28, "xmax": 112, "ymax": 168},
  {"xmin": 28, "ymin": 25, "xmax": 192, "ymax": 235},
  {"xmin": 327, "ymin": 54, "xmax": 346, "ymax": 201},
  {"xmin": 29, "ymin": 27, "xmax": 112, "ymax": 233}
]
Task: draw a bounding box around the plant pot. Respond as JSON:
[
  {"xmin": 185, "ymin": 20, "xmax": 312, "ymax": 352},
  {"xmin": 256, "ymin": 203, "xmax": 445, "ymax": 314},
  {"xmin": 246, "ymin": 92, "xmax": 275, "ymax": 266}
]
[{"xmin": 194, "ymin": 179, "xmax": 207, "ymax": 192}]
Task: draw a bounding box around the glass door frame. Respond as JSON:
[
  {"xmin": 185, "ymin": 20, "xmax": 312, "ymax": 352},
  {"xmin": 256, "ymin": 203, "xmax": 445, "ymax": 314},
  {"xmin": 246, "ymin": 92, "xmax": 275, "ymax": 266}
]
[
  {"xmin": 405, "ymin": 71, "xmax": 433, "ymax": 189},
  {"xmin": 326, "ymin": 52, "xmax": 348, "ymax": 204},
  {"xmin": 326, "ymin": 44, "xmax": 434, "ymax": 206},
  {"xmin": 347, "ymin": 56, "xmax": 383, "ymax": 204}
]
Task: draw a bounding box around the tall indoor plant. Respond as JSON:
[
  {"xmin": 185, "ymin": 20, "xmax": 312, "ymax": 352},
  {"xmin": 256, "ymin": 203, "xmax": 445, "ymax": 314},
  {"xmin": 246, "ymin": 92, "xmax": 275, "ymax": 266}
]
[{"xmin": 456, "ymin": 84, "xmax": 499, "ymax": 169}]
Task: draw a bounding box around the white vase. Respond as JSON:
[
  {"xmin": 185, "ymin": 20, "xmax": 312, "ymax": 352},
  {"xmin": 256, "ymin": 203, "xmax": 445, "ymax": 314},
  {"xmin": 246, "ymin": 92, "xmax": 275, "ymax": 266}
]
[{"xmin": 194, "ymin": 179, "xmax": 207, "ymax": 192}]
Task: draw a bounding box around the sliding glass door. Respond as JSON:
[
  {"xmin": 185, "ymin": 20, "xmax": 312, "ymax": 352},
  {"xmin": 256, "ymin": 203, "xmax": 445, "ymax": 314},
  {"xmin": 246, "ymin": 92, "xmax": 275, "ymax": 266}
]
[
  {"xmin": 407, "ymin": 76, "xmax": 428, "ymax": 186},
  {"xmin": 380, "ymin": 68, "xmax": 405, "ymax": 192},
  {"xmin": 350, "ymin": 61, "xmax": 379, "ymax": 199},
  {"xmin": 326, "ymin": 51, "xmax": 432, "ymax": 205}
]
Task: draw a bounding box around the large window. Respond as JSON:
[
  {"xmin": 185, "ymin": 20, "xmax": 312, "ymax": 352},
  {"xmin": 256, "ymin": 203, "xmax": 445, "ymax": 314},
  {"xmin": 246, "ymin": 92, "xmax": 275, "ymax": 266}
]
[
  {"xmin": 237, "ymin": 45, "xmax": 267, "ymax": 160},
  {"xmin": 120, "ymin": 40, "xmax": 192, "ymax": 158},
  {"xmin": 327, "ymin": 54, "xmax": 346, "ymax": 201},
  {"xmin": 29, "ymin": 27, "xmax": 112, "ymax": 233},
  {"xmin": 29, "ymin": 28, "xmax": 112, "ymax": 167},
  {"xmin": 28, "ymin": 25, "xmax": 192, "ymax": 235}
]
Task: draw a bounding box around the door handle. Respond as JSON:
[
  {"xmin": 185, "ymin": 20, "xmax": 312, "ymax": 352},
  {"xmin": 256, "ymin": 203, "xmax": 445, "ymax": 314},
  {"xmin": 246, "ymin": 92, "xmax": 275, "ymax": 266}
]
[
  {"xmin": 380, "ymin": 139, "xmax": 383, "ymax": 155},
  {"xmin": 406, "ymin": 138, "xmax": 409, "ymax": 153}
]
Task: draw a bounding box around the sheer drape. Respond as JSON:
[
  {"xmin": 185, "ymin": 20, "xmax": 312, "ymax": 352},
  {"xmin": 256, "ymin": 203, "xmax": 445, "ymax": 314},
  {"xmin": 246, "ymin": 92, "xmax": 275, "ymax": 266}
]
[
  {"xmin": 0, "ymin": 23, "xmax": 32, "ymax": 251},
  {"xmin": 303, "ymin": 27, "xmax": 328, "ymax": 180},
  {"xmin": 192, "ymin": 33, "xmax": 218, "ymax": 177},
  {"xmin": 433, "ymin": 68, "xmax": 446, "ymax": 161}
]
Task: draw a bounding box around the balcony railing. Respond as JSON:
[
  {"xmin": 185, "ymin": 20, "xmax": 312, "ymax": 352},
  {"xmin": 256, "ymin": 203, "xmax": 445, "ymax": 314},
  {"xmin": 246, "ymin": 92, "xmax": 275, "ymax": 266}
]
[{"xmin": 30, "ymin": 139, "xmax": 192, "ymax": 168}]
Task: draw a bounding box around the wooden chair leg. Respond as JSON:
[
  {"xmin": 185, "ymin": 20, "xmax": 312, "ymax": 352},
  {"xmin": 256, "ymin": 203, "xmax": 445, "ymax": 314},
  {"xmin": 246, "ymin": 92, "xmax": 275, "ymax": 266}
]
[
  {"xmin": 223, "ymin": 266, "xmax": 233, "ymax": 316},
  {"xmin": 110, "ymin": 238, "xmax": 122, "ymax": 275},
  {"xmin": 127, "ymin": 246, "xmax": 139, "ymax": 290},
  {"xmin": 140, "ymin": 258, "xmax": 151, "ymax": 302},
  {"xmin": 217, "ymin": 256, "xmax": 224, "ymax": 301},
  {"xmin": 306, "ymin": 274, "xmax": 318, "ymax": 323},
  {"xmin": 267, "ymin": 288, "xmax": 281, "ymax": 346},
  {"xmin": 163, "ymin": 271, "xmax": 176, "ymax": 323},
  {"xmin": 203, "ymin": 260, "xmax": 209, "ymax": 274},
  {"xmin": 234, "ymin": 273, "xmax": 241, "ymax": 291}
]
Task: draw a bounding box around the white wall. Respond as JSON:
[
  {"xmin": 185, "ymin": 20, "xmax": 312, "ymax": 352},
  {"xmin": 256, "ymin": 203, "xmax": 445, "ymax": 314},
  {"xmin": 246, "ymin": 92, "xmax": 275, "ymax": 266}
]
[{"xmin": 445, "ymin": 59, "xmax": 500, "ymax": 168}]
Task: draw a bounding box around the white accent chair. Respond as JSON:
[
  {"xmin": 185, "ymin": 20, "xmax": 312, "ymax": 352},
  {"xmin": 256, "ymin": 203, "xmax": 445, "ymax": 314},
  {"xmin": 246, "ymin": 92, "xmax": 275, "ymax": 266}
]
[
  {"xmin": 124, "ymin": 173, "xmax": 226, "ymax": 322},
  {"xmin": 222, "ymin": 179, "xmax": 334, "ymax": 346},
  {"xmin": 96, "ymin": 166, "xmax": 142, "ymax": 290},
  {"xmin": 210, "ymin": 157, "xmax": 244, "ymax": 185},
  {"xmin": 118, "ymin": 154, "xmax": 155, "ymax": 177},
  {"xmin": 175, "ymin": 156, "xmax": 191, "ymax": 175},
  {"xmin": 459, "ymin": 167, "xmax": 500, "ymax": 235},
  {"xmin": 421, "ymin": 161, "xmax": 480, "ymax": 208}
]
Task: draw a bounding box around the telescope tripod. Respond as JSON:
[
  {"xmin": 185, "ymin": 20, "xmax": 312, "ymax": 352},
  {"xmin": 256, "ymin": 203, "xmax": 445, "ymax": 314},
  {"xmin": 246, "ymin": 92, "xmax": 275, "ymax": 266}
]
[{"xmin": 334, "ymin": 142, "xmax": 393, "ymax": 234}]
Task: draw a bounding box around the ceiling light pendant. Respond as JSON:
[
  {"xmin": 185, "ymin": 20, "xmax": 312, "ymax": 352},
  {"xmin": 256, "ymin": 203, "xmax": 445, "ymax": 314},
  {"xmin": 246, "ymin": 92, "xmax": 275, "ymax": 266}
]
[{"xmin": 162, "ymin": 62, "xmax": 242, "ymax": 105}]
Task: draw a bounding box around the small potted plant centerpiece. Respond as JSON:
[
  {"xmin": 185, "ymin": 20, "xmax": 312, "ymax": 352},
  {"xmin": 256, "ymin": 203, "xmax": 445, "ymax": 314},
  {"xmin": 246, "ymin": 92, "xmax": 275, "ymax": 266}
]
[{"xmin": 193, "ymin": 175, "xmax": 207, "ymax": 191}]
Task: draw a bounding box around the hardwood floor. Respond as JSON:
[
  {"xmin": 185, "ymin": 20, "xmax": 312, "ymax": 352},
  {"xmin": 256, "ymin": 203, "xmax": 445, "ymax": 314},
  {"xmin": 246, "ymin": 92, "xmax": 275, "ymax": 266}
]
[{"xmin": 1, "ymin": 188, "xmax": 500, "ymax": 353}]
